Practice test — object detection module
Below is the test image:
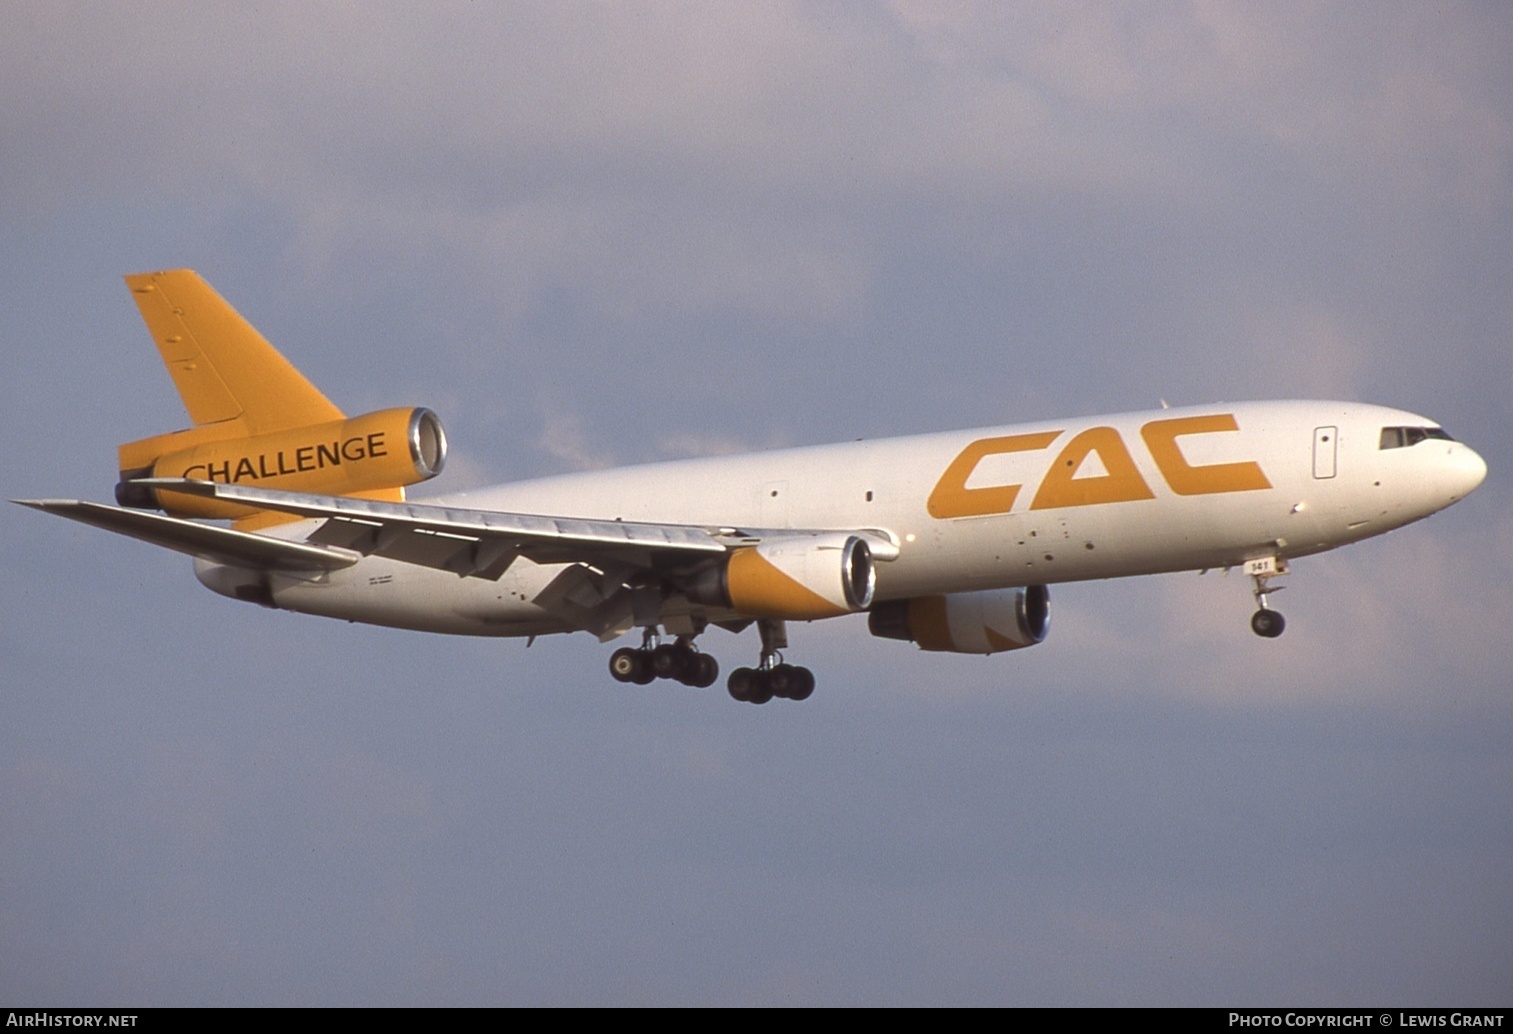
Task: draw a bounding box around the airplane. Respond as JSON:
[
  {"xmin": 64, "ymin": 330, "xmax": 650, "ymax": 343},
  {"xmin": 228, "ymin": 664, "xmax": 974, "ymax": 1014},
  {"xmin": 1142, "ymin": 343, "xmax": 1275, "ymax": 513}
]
[{"xmin": 18, "ymin": 270, "xmax": 1488, "ymax": 704}]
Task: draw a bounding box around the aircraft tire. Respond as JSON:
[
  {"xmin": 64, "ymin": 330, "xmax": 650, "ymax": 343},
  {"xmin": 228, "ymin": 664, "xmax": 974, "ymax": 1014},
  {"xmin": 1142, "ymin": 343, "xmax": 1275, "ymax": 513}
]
[
  {"xmin": 1251, "ymin": 609, "xmax": 1286, "ymax": 638},
  {"xmin": 768, "ymin": 664, "xmax": 795, "ymax": 699},
  {"xmin": 651, "ymin": 643, "xmax": 688, "ymax": 680},
  {"xmin": 788, "ymin": 666, "xmax": 816, "ymax": 701},
  {"xmin": 684, "ymin": 653, "xmax": 718, "ymax": 688},
  {"xmin": 746, "ymin": 670, "xmax": 774, "ymax": 705},
  {"xmin": 727, "ymin": 666, "xmax": 755, "ymax": 702},
  {"xmin": 609, "ymin": 648, "xmax": 642, "ymax": 683}
]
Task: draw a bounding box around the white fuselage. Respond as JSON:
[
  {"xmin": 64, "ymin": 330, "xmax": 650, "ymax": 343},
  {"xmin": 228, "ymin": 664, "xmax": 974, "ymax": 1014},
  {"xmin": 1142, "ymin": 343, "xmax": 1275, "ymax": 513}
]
[{"xmin": 215, "ymin": 400, "xmax": 1486, "ymax": 637}]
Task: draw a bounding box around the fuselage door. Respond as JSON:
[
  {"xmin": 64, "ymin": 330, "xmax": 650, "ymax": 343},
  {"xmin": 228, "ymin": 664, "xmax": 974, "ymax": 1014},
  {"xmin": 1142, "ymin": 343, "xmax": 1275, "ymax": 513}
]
[{"xmin": 1313, "ymin": 426, "xmax": 1338, "ymax": 479}]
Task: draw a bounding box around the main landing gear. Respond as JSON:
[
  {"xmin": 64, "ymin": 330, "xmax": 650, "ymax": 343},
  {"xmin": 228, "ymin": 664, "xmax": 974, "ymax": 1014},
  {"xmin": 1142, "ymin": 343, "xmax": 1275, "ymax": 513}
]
[
  {"xmin": 1247, "ymin": 559, "xmax": 1287, "ymax": 639},
  {"xmin": 608, "ymin": 630, "xmax": 719, "ymax": 688},
  {"xmin": 606, "ymin": 620, "xmax": 819, "ymax": 703},
  {"xmin": 726, "ymin": 662, "xmax": 815, "ymax": 705},
  {"xmin": 725, "ymin": 619, "xmax": 815, "ymax": 705}
]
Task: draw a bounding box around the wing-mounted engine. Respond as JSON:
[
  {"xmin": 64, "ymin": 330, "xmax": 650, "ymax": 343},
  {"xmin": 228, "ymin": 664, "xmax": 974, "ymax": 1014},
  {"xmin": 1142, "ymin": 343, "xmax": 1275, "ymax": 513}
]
[
  {"xmin": 688, "ymin": 533, "xmax": 876, "ymax": 620},
  {"xmin": 868, "ymin": 585, "xmax": 1049, "ymax": 654},
  {"xmin": 116, "ymin": 407, "xmax": 447, "ymax": 521}
]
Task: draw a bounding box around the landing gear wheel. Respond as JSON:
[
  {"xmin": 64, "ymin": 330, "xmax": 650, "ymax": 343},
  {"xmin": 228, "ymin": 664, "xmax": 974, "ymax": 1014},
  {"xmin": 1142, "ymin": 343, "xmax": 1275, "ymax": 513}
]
[
  {"xmin": 765, "ymin": 664, "xmax": 815, "ymax": 700},
  {"xmin": 1251, "ymin": 609, "xmax": 1286, "ymax": 638},
  {"xmin": 609, "ymin": 648, "xmax": 643, "ymax": 683},
  {"xmin": 651, "ymin": 642, "xmax": 691, "ymax": 680},
  {"xmin": 727, "ymin": 667, "xmax": 773, "ymax": 704},
  {"xmin": 685, "ymin": 652, "xmax": 719, "ymax": 688},
  {"xmin": 787, "ymin": 666, "xmax": 815, "ymax": 701},
  {"xmin": 746, "ymin": 669, "xmax": 774, "ymax": 705},
  {"xmin": 727, "ymin": 667, "xmax": 756, "ymax": 703},
  {"xmin": 768, "ymin": 663, "xmax": 796, "ymax": 699}
]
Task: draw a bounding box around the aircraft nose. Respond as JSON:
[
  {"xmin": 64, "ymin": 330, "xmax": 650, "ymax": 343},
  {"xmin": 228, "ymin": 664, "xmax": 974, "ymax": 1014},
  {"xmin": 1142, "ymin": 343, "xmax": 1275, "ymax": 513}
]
[{"xmin": 1447, "ymin": 443, "xmax": 1487, "ymax": 500}]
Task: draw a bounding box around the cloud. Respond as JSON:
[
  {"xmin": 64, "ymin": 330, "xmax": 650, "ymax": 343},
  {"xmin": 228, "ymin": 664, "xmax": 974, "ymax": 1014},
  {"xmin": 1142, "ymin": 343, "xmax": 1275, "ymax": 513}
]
[
  {"xmin": 9, "ymin": 3, "xmax": 1508, "ymax": 214},
  {"xmin": 892, "ymin": 1, "xmax": 1513, "ymax": 205},
  {"xmin": 656, "ymin": 431, "xmax": 773, "ymax": 459},
  {"xmin": 535, "ymin": 411, "xmax": 617, "ymax": 471}
]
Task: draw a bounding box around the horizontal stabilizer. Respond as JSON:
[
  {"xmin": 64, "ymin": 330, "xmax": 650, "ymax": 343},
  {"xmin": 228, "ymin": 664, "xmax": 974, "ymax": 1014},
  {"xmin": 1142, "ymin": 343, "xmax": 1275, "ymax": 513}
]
[{"xmin": 14, "ymin": 499, "xmax": 360, "ymax": 572}]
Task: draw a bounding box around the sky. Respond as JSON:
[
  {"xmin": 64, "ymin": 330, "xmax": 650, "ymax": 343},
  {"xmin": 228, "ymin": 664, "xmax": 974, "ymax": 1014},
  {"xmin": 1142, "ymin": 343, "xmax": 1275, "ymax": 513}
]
[{"xmin": 2, "ymin": 1, "xmax": 1510, "ymax": 1006}]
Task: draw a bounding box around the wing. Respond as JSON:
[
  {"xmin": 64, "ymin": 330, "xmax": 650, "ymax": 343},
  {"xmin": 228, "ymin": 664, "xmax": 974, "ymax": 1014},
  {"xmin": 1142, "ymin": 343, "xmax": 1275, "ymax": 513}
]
[
  {"xmin": 133, "ymin": 478, "xmax": 900, "ymax": 579},
  {"xmin": 21, "ymin": 480, "xmax": 900, "ymax": 639},
  {"xmin": 133, "ymin": 478, "xmax": 727, "ymax": 579},
  {"xmin": 14, "ymin": 499, "xmax": 360, "ymax": 571}
]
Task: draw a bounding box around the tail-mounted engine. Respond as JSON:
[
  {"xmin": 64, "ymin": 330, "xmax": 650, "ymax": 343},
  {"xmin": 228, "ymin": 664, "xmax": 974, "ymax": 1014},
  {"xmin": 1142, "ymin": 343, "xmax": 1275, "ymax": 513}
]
[
  {"xmin": 116, "ymin": 407, "xmax": 447, "ymax": 521},
  {"xmin": 688, "ymin": 533, "xmax": 875, "ymax": 620},
  {"xmin": 868, "ymin": 585, "xmax": 1049, "ymax": 654}
]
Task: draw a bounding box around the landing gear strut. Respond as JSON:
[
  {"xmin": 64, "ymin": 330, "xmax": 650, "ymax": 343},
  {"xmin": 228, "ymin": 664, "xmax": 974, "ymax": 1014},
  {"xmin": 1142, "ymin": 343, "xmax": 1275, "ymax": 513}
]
[
  {"xmin": 609, "ymin": 629, "xmax": 718, "ymax": 688},
  {"xmin": 1247, "ymin": 559, "xmax": 1287, "ymax": 639},
  {"xmin": 726, "ymin": 619, "xmax": 816, "ymax": 704}
]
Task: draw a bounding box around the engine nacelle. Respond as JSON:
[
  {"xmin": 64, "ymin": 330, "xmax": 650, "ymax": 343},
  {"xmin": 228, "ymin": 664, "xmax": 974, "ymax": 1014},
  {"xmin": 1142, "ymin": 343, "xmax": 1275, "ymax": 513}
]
[
  {"xmin": 117, "ymin": 407, "xmax": 447, "ymax": 520},
  {"xmin": 689, "ymin": 533, "xmax": 875, "ymax": 620},
  {"xmin": 868, "ymin": 585, "xmax": 1050, "ymax": 654}
]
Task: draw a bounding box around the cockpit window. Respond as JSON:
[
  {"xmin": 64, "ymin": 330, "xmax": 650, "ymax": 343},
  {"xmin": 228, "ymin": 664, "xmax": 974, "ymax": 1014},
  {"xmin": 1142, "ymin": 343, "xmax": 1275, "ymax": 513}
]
[{"xmin": 1380, "ymin": 426, "xmax": 1455, "ymax": 449}]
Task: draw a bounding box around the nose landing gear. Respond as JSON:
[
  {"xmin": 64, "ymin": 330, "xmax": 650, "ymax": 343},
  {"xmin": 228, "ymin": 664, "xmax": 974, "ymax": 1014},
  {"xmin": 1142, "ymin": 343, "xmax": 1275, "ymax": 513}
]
[{"xmin": 1246, "ymin": 557, "xmax": 1288, "ymax": 638}]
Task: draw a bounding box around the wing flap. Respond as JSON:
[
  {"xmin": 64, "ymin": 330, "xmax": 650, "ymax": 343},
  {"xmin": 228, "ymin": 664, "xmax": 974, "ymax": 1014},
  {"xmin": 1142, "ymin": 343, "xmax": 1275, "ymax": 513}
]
[
  {"xmin": 305, "ymin": 517, "xmax": 522, "ymax": 578},
  {"xmin": 531, "ymin": 564, "xmax": 635, "ymax": 638},
  {"xmin": 15, "ymin": 499, "xmax": 360, "ymax": 572}
]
